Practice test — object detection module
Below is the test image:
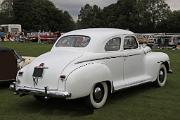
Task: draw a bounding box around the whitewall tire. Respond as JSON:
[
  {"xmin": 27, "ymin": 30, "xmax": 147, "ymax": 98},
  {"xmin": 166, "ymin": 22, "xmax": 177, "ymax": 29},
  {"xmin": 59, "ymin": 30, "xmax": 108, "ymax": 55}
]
[
  {"xmin": 155, "ymin": 64, "xmax": 167, "ymax": 87},
  {"xmin": 87, "ymin": 82, "xmax": 108, "ymax": 109}
]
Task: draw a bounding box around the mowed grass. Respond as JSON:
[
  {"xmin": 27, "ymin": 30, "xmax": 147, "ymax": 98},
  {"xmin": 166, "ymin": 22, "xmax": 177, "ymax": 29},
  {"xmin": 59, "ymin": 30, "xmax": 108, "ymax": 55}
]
[
  {"xmin": 0, "ymin": 42, "xmax": 180, "ymax": 120},
  {"xmin": 1, "ymin": 42, "xmax": 53, "ymax": 57}
]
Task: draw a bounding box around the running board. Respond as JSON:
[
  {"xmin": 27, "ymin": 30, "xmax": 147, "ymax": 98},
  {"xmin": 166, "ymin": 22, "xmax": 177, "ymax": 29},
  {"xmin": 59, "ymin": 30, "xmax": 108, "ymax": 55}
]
[{"xmin": 114, "ymin": 79, "xmax": 152, "ymax": 92}]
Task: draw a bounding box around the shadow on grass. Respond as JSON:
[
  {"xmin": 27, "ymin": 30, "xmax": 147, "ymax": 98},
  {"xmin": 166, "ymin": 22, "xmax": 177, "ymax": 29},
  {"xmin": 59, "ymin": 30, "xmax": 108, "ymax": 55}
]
[
  {"xmin": 17, "ymin": 97, "xmax": 94, "ymax": 116},
  {"xmin": 10, "ymin": 82, "xmax": 156, "ymax": 116},
  {"xmin": 108, "ymin": 82, "xmax": 155, "ymax": 103},
  {"xmin": 0, "ymin": 81, "xmax": 11, "ymax": 89}
]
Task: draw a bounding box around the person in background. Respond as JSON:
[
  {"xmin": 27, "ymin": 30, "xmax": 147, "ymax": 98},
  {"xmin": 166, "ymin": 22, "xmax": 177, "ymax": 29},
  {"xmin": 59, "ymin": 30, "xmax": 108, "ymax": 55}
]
[
  {"xmin": 10, "ymin": 33, "xmax": 15, "ymax": 41},
  {"xmin": 0, "ymin": 30, "xmax": 5, "ymax": 42},
  {"xmin": 15, "ymin": 31, "xmax": 20, "ymax": 42},
  {"xmin": 4, "ymin": 32, "xmax": 11, "ymax": 41},
  {"xmin": 7, "ymin": 32, "xmax": 11, "ymax": 41},
  {"xmin": 38, "ymin": 30, "xmax": 41, "ymax": 44}
]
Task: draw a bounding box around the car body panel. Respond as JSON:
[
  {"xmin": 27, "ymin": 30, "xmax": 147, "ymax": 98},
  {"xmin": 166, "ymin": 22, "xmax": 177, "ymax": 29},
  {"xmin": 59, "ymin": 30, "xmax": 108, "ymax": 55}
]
[{"xmin": 12, "ymin": 28, "xmax": 171, "ymax": 100}]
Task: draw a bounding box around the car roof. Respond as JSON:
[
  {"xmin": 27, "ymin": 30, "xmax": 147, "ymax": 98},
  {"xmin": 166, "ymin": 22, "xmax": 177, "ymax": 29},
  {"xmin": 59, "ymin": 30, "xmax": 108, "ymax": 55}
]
[
  {"xmin": 54, "ymin": 28, "xmax": 135, "ymax": 53},
  {"xmin": 64, "ymin": 28, "xmax": 134, "ymax": 37}
]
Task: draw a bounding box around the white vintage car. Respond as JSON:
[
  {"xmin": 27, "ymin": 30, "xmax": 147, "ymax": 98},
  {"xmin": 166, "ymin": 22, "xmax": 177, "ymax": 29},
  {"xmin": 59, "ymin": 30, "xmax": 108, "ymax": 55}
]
[{"xmin": 10, "ymin": 28, "xmax": 172, "ymax": 108}]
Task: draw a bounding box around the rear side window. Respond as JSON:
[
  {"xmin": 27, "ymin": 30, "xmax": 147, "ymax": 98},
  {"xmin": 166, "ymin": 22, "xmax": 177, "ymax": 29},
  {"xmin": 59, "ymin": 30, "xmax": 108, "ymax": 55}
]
[
  {"xmin": 124, "ymin": 36, "xmax": 138, "ymax": 50},
  {"xmin": 55, "ymin": 35, "xmax": 90, "ymax": 47},
  {"xmin": 105, "ymin": 37, "xmax": 121, "ymax": 51}
]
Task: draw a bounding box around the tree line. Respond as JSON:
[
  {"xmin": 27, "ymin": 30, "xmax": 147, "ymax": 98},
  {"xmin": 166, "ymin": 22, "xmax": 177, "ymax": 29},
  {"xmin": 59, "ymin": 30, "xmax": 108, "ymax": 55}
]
[
  {"xmin": 0, "ymin": 0, "xmax": 180, "ymax": 33},
  {"xmin": 78, "ymin": 0, "xmax": 180, "ymax": 33},
  {"xmin": 0, "ymin": 0, "xmax": 75, "ymax": 32}
]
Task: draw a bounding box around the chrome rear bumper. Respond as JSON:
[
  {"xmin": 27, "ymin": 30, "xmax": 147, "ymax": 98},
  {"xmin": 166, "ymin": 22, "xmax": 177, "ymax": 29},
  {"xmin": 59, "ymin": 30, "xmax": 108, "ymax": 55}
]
[{"xmin": 9, "ymin": 82, "xmax": 71, "ymax": 98}]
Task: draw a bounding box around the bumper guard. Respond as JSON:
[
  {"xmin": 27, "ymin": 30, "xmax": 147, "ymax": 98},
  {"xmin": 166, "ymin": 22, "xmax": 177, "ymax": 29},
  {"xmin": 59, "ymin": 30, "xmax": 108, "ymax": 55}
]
[{"xmin": 9, "ymin": 82, "xmax": 71, "ymax": 98}]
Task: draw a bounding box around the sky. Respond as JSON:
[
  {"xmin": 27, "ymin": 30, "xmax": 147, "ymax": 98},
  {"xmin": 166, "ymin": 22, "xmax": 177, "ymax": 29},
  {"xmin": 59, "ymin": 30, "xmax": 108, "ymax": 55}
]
[
  {"xmin": 50, "ymin": 0, "xmax": 117, "ymax": 21},
  {"xmin": 166, "ymin": 0, "xmax": 180, "ymax": 10}
]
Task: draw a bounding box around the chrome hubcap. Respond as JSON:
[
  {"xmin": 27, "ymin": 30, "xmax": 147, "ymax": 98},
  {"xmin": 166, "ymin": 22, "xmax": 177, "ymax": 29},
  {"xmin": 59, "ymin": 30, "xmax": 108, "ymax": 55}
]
[
  {"xmin": 159, "ymin": 69, "xmax": 165, "ymax": 83},
  {"xmin": 93, "ymin": 84, "xmax": 104, "ymax": 103},
  {"xmin": 160, "ymin": 71, "xmax": 164, "ymax": 76}
]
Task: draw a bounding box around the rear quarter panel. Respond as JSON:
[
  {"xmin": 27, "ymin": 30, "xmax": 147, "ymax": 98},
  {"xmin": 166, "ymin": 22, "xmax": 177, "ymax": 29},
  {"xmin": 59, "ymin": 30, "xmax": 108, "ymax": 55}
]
[{"xmin": 65, "ymin": 62, "xmax": 111, "ymax": 99}]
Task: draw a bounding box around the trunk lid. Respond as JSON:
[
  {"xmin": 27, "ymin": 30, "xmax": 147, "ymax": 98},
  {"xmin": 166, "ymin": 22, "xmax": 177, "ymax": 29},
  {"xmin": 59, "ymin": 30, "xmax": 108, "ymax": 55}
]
[{"xmin": 21, "ymin": 50, "xmax": 83, "ymax": 91}]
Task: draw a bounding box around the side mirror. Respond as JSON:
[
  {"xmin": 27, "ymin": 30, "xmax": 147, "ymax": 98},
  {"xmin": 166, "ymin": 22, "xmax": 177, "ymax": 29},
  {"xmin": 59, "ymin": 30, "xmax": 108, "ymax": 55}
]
[{"xmin": 142, "ymin": 44, "xmax": 147, "ymax": 48}]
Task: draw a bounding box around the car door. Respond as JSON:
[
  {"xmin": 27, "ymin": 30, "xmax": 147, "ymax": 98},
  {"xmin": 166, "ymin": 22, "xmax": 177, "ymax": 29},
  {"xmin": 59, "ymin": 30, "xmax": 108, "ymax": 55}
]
[
  {"xmin": 103, "ymin": 37, "xmax": 125, "ymax": 89},
  {"xmin": 123, "ymin": 36, "xmax": 145, "ymax": 84}
]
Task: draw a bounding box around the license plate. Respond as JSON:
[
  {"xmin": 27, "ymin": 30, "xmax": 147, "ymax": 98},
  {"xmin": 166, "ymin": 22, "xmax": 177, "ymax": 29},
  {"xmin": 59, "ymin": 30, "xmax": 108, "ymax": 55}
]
[{"xmin": 33, "ymin": 67, "xmax": 43, "ymax": 77}]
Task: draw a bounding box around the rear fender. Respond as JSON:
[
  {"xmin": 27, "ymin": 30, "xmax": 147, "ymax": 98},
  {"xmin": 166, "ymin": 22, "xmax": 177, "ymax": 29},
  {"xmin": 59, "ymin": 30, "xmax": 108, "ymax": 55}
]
[{"xmin": 65, "ymin": 63, "xmax": 111, "ymax": 99}]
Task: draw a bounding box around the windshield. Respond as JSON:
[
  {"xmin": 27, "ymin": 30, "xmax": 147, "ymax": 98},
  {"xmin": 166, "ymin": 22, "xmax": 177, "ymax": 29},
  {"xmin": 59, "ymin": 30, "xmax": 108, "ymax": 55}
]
[{"xmin": 55, "ymin": 35, "xmax": 90, "ymax": 47}]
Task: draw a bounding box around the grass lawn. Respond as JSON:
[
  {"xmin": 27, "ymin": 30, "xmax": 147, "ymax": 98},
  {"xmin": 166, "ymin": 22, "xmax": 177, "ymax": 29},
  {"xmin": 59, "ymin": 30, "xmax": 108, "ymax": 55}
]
[
  {"xmin": 1, "ymin": 42, "xmax": 53, "ymax": 57},
  {"xmin": 0, "ymin": 42, "xmax": 180, "ymax": 120}
]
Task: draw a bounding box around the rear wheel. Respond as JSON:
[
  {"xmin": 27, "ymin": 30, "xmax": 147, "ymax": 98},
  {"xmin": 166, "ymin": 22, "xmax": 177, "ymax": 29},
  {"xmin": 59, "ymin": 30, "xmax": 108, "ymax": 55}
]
[
  {"xmin": 86, "ymin": 82, "xmax": 108, "ymax": 109},
  {"xmin": 155, "ymin": 64, "xmax": 167, "ymax": 87}
]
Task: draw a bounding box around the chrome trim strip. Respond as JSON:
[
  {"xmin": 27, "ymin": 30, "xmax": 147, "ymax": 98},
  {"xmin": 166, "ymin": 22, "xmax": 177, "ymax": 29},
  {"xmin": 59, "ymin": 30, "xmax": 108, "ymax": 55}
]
[
  {"xmin": 76, "ymin": 55, "xmax": 124, "ymax": 64},
  {"xmin": 76, "ymin": 53, "xmax": 141, "ymax": 64},
  {"xmin": 125, "ymin": 53, "xmax": 141, "ymax": 57}
]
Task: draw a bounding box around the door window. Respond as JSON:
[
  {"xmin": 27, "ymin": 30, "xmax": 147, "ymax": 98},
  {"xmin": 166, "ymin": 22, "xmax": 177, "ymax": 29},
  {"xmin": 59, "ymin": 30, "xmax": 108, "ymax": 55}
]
[
  {"xmin": 124, "ymin": 36, "xmax": 138, "ymax": 50},
  {"xmin": 105, "ymin": 37, "xmax": 121, "ymax": 51}
]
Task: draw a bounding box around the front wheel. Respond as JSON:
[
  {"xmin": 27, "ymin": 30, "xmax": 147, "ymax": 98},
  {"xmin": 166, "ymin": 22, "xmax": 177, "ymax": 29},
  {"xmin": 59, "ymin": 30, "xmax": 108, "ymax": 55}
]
[
  {"xmin": 86, "ymin": 82, "xmax": 108, "ymax": 109},
  {"xmin": 155, "ymin": 64, "xmax": 167, "ymax": 87}
]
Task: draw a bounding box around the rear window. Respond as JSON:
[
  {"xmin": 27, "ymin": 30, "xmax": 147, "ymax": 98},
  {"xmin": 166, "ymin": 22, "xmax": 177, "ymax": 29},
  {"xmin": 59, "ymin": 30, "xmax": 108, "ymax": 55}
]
[{"xmin": 55, "ymin": 35, "xmax": 90, "ymax": 47}]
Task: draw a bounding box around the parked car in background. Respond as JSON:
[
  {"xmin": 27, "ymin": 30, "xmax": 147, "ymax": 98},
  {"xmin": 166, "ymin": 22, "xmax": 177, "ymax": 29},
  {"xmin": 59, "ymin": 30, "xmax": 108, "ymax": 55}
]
[
  {"xmin": 136, "ymin": 34, "xmax": 155, "ymax": 48},
  {"xmin": 155, "ymin": 35, "xmax": 177, "ymax": 48},
  {"xmin": 10, "ymin": 28, "xmax": 172, "ymax": 109},
  {"xmin": 0, "ymin": 47, "xmax": 35, "ymax": 82},
  {"xmin": 0, "ymin": 48, "xmax": 17, "ymax": 82}
]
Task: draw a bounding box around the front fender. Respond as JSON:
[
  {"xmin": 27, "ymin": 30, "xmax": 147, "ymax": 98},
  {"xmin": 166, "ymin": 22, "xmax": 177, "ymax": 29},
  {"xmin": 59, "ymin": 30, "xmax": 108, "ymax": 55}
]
[
  {"xmin": 65, "ymin": 63, "xmax": 111, "ymax": 99},
  {"xmin": 144, "ymin": 52, "xmax": 169, "ymax": 81}
]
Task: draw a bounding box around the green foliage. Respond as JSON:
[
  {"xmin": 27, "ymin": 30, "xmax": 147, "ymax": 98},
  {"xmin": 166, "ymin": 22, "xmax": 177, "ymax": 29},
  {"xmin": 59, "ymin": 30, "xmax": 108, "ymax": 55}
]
[
  {"xmin": 103, "ymin": 0, "xmax": 139, "ymax": 31},
  {"xmin": 160, "ymin": 10, "xmax": 180, "ymax": 33},
  {"xmin": 77, "ymin": 0, "xmax": 172, "ymax": 33},
  {"xmin": 136, "ymin": 0, "xmax": 171, "ymax": 32},
  {"xmin": 77, "ymin": 4, "xmax": 103, "ymax": 28},
  {"xmin": 0, "ymin": 0, "xmax": 75, "ymax": 32},
  {"xmin": 0, "ymin": 0, "xmax": 14, "ymax": 24},
  {"xmin": 0, "ymin": 12, "xmax": 14, "ymax": 24},
  {"xmin": 12, "ymin": 0, "xmax": 75, "ymax": 32},
  {"xmin": 1, "ymin": 0, "xmax": 180, "ymax": 33}
]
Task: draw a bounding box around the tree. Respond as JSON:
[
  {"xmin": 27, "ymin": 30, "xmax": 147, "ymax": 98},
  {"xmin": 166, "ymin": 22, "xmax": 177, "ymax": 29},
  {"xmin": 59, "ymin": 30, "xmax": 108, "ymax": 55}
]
[
  {"xmin": 136, "ymin": 0, "xmax": 171, "ymax": 32},
  {"xmin": 159, "ymin": 10, "xmax": 180, "ymax": 33},
  {"xmin": 103, "ymin": 0, "xmax": 139, "ymax": 31},
  {"xmin": 12, "ymin": 0, "xmax": 75, "ymax": 32},
  {"xmin": 0, "ymin": 0, "xmax": 14, "ymax": 24},
  {"xmin": 61, "ymin": 11, "xmax": 76, "ymax": 32},
  {"xmin": 77, "ymin": 4, "xmax": 103, "ymax": 28},
  {"xmin": 77, "ymin": 0, "xmax": 171, "ymax": 33},
  {"xmin": 102, "ymin": 0, "xmax": 171, "ymax": 32}
]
